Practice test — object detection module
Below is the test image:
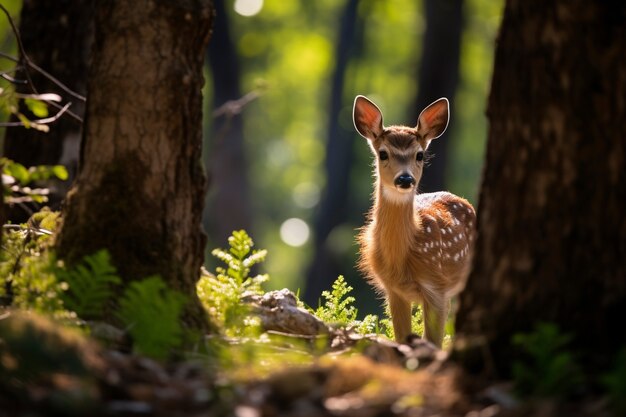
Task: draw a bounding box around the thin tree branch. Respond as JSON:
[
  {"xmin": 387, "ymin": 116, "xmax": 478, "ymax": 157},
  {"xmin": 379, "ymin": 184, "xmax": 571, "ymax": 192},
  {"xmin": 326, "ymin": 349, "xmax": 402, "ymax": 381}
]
[
  {"xmin": 212, "ymin": 90, "xmax": 261, "ymax": 118},
  {"xmin": 0, "ymin": 102, "xmax": 71, "ymax": 127},
  {"xmin": 0, "ymin": 5, "xmax": 85, "ymax": 124},
  {"xmin": 0, "ymin": 4, "xmax": 36, "ymax": 95}
]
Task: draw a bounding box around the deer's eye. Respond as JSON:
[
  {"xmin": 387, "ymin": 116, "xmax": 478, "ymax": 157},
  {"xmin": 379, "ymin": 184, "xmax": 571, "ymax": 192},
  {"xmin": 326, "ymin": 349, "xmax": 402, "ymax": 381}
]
[
  {"xmin": 416, "ymin": 151, "xmax": 424, "ymax": 162},
  {"xmin": 379, "ymin": 150, "xmax": 389, "ymax": 161}
]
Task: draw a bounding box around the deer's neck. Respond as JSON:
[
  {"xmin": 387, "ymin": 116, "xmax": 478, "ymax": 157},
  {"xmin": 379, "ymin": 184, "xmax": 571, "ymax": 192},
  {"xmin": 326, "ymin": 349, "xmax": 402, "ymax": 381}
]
[{"xmin": 371, "ymin": 186, "xmax": 419, "ymax": 256}]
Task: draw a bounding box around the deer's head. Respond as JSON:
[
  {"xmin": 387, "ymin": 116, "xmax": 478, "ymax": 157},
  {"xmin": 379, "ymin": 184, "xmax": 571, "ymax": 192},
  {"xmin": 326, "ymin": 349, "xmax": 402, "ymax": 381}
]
[{"xmin": 353, "ymin": 95, "xmax": 449, "ymax": 204}]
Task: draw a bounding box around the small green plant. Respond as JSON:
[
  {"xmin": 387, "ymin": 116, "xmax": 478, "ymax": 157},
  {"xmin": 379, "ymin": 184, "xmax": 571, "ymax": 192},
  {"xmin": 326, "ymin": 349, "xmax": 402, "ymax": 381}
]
[
  {"xmin": 313, "ymin": 276, "xmax": 379, "ymax": 335},
  {"xmin": 0, "ymin": 209, "xmax": 68, "ymax": 317},
  {"xmin": 197, "ymin": 230, "xmax": 268, "ymax": 336},
  {"xmin": 512, "ymin": 322, "xmax": 584, "ymax": 399},
  {"xmin": 57, "ymin": 250, "xmax": 121, "ymax": 320},
  {"xmin": 117, "ymin": 276, "xmax": 187, "ymax": 360},
  {"xmin": 602, "ymin": 348, "xmax": 626, "ymax": 415}
]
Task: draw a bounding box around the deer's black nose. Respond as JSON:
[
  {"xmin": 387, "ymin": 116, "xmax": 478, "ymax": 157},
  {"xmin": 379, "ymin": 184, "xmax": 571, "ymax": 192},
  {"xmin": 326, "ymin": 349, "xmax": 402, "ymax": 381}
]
[{"xmin": 395, "ymin": 174, "xmax": 415, "ymax": 189}]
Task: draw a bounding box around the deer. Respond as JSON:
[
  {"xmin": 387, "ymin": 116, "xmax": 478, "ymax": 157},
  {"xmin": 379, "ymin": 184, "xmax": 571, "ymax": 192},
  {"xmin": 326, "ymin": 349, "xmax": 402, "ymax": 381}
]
[{"xmin": 353, "ymin": 95, "xmax": 475, "ymax": 348}]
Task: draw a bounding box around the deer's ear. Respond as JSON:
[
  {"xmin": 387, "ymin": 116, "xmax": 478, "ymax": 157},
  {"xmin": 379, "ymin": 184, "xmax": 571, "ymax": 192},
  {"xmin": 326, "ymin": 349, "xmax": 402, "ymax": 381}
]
[
  {"xmin": 416, "ymin": 98, "xmax": 449, "ymax": 141},
  {"xmin": 353, "ymin": 95, "xmax": 384, "ymax": 140}
]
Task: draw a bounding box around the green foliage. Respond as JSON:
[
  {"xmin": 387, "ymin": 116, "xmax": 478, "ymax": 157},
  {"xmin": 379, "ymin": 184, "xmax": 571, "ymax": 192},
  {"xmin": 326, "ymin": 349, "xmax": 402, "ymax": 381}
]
[
  {"xmin": 602, "ymin": 348, "xmax": 626, "ymax": 415},
  {"xmin": 512, "ymin": 323, "xmax": 584, "ymax": 399},
  {"xmin": 0, "ymin": 87, "xmax": 60, "ymax": 132},
  {"xmin": 313, "ymin": 276, "xmax": 379, "ymax": 335},
  {"xmin": 1, "ymin": 207, "xmax": 188, "ymax": 360},
  {"xmin": 197, "ymin": 230, "xmax": 268, "ymax": 336},
  {"xmin": 57, "ymin": 250, "xmax": 121, "ymax": 320},
  {"xmin": 0, "ymin": 209, "xmax": 69, "ymax": 317},
  {"xmin": 379, "ymin": 306, "xmax": 425, "ymax": 342},
  {"xmin": 23, "ymin": 97, "xmax": 48, "ymax": 118},
  {"xmin": 314, "ymin": 275, "xmax": 357, "ymax": 324},
  {"xmin": 2, "ymin": 158, "xmax": 68, "ymax": 204},
  {"xmin": 117, "ymin": 276, "xmax": 187, "ymax": 360}
]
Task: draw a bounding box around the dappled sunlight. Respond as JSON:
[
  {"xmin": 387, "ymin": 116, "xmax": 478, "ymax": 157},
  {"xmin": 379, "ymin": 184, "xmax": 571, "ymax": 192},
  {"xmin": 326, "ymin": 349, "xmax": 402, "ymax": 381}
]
[
  {"xmin": 280, "ymin": 217, "xmax": 310, "ymax": 247},
  {"xmin": 234, "ymin": 0, "xmax": 263, "ymax": 17}
]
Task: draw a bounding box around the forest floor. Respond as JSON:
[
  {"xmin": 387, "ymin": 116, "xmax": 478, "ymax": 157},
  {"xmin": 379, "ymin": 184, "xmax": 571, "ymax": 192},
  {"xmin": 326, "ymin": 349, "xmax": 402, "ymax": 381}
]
[{"xmin": 0, "ymin": 303, "xmax": 610, "ymax": 417}]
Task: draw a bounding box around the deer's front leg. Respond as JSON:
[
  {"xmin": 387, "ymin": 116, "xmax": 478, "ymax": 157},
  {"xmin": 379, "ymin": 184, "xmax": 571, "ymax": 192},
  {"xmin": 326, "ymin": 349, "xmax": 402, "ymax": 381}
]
[
  {"xmin": 388, "ymin": 292, "xmax": 412, "ymax": 343},
  {"xmin": 422, "ymin": 292, "xmax": 448, "ymax": 348}
]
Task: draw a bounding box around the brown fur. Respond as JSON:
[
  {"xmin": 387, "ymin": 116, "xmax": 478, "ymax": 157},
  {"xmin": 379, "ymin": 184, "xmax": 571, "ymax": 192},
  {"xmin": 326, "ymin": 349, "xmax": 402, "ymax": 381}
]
[{"xmin": 354, "ymin": 95, "xmax": 475, "ymax": 347}]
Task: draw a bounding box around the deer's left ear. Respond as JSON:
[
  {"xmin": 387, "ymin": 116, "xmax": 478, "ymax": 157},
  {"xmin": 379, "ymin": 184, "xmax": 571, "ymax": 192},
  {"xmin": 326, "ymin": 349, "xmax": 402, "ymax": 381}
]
[{"xmin": 416, "ymin": 98, "xmax": 449, "ymax": 141}]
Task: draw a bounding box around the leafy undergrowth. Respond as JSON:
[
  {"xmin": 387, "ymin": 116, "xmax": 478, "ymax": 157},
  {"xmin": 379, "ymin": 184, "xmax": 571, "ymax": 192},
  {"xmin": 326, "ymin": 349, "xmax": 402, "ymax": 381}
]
[{"xmin": 0, "ymin": 219, "xmax": 621, "ymax": 417}]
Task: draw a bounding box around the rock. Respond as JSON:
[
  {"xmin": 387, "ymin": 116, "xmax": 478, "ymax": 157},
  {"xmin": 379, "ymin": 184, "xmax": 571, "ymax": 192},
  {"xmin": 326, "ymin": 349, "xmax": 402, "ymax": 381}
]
[{"xmin": 243, "ymin": 289, "xmax": 329, "ymax": 336}]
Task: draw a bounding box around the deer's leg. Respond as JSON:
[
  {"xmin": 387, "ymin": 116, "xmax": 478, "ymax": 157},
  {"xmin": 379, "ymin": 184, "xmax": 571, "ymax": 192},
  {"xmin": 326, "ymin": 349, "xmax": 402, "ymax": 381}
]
[
  {"xmin": 423, "ymin": 292, "xmax": 447, "ymax": 348},
  {"xmin": 388, "ymin": 292, "xmax": 412, "ymax": 343}
]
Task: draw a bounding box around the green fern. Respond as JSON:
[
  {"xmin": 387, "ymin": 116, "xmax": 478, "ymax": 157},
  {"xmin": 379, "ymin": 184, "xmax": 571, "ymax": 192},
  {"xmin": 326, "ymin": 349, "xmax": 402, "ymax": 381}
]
[
  {"xmin": 313, "ymin": 276, "xmax": 378, "ymax": 334},
  {"xmin": 58, "ymin": 250, "xmax": 121, "ymax": 320},
  {"xmin": 117, "ymin": 276, "xmax": 187, "ymax": 360},
  {"xmin": 512, "ymin": 322, "xmax": 584, "ymax": 398},
  {"xmin": 197, "ymin": 230, "xmax": 268, "ymax": 336},
  {"xmin": 314, "ymin": 276, "xmax": 357, "ymax": 324}
]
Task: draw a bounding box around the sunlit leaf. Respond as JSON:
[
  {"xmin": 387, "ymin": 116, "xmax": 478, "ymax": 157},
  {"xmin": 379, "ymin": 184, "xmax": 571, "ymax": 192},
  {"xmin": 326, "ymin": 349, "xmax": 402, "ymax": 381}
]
[
  {"xmin": 16, "ymin": 112, "xmax": 31, "ymax": 128},
  {"xmin": 52, "ymin": 165, "xmax": 69, "ymax": 180},
  {"xmin": 24, "ymin": 98, "xmax": 49, "ymax": 118},
  {"xmin": 4, "ymin": 161, "xmax": 30, "ymax": 184}
]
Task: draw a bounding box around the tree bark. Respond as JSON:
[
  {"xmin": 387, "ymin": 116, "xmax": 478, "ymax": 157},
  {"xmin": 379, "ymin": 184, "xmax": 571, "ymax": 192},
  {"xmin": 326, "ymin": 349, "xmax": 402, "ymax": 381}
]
[
  {"xmin": 303, "ymin": 0, "xmax": 363, "ymax": 305},
  {"xmin": 56, "ymin": 0, "xmax": 214, "ymax": 331},
  {"xmin": 205, "ymin": 0, "xmax": 253, "ymax": 246},
  {"xmin": 3, "ymin": 0, "xmax": 92, "ymax": 222},
  {"xmin": 456, "ymin": 0, "xmax": 626, "ymax": 375},
  {"xmin": 412, "ymin": 0, "xmax": 463, "ymax": 193}
]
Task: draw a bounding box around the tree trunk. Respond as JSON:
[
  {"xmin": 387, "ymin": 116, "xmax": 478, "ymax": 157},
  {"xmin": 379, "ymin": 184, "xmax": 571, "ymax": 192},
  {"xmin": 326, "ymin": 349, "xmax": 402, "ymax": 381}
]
[
  {"xmin": 412, "ymin": 0, "xmax": 463, "ymax": 193},
  {"xmin": 303, "ymin": 0, "xmax": 363, "ymax": 305},
  {"xmin": 205, "ymin": 0, "xmax": 253, "ymax": 246},
  {"xmin": 56, "ymin": 0, "xmax": 214, "ymax": 331},
  {"xmin": 3, "ymin": 0, "xmax": 92, "ymax": 222},
  {"xmin": 456, "ymin": 0, "xmax": 626, "ymax": 375}
]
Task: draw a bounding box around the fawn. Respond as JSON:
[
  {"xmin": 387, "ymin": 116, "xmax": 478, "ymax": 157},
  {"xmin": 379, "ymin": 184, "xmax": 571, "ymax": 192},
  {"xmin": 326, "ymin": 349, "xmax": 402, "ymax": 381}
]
[{"xmin": 353, "ymin": 95, "xmax": 475, "ymax": 347}]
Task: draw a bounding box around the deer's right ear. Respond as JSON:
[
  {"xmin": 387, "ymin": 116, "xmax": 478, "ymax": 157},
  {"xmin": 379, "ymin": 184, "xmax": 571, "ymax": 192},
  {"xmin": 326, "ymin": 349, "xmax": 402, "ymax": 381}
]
[{"xmin": 353, "ymin": 95, "xmax": 383, "ymax": 140}]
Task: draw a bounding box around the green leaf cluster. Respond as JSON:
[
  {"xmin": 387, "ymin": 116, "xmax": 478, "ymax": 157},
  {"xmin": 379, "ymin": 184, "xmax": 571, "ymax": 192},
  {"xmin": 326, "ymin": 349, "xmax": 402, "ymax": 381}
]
[
  {"xmin": 512, "ymin": 322, "xmax": 584, "ymax": 399},
  {"xmin": 197, "ymin": 230, "xmax": 268, "ymax": 336},
  {"xmin": 2, "ymin": 158, "xmax": 68, "ymax": 204},
  {"xmin": 57, "ymin": 250, "xmax": 120, "ymax": 320},
  {"xmin": 0, "ymin": 209, "xmax": 68, "ymax": 317},
  {"xmin": 1, "ymin": 208, "xmax": 187, "ymax": 360},
  {"xmin": 313, "ymin": 276, "xmax": 380, "ymax": 335},
  {"xmin": 117, "ymin": 276, "xmax": 187, "ymax": 360}
]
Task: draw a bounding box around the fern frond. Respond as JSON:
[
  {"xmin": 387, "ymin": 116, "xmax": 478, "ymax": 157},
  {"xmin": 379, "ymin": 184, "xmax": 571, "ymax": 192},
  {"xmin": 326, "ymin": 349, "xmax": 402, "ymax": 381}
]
[
  {"xmin": 116, "ymin": 276, "xmax": 186, "ymax": 360},
  {"xmin": 58, "ymin": 250, "xmax": 121, "ymax": 320}
]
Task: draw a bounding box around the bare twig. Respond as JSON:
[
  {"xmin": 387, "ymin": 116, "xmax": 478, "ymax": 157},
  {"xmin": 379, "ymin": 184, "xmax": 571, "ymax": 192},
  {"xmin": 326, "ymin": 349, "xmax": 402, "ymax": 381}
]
[
  {"xmin": 0, "ymin": 5, "xmax": 85, "ymax": 123},
  {"xmin": 0, "ymin": 4, "xmax": 35, "ymax": 93},
  {"xmin": 213, "ymin": 90, "xmax": 261, "ymax": 118},
  {"xmin": 0, "ymin": 102, "xmax": 72, "ymax": 127}
]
